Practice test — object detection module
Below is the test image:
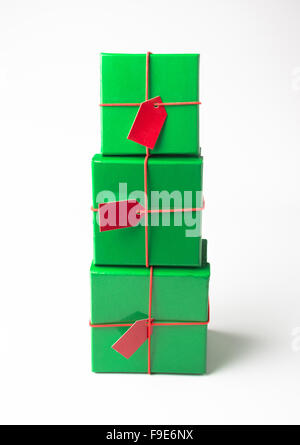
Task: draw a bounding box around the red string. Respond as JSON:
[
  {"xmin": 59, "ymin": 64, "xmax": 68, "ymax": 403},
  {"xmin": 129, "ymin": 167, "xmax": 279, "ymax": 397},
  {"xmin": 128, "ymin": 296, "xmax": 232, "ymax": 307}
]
[
  {"xmin": 145, "ymin": 53, "xmax": 152, "ymax": 372},
  {"xmin": 147, "ymin": 266, "xmax": 153, "ymax": 374},
  {"xmin": 154, "ymin": 101, "xmax": 201, "ymax": 106},
  {"xmin": 99, "ymin": 101, "xmax": 201, "ymax": 107},
  {"xmin": 144, "ymin": 52, "xmax": 151, "ymax": 269},
  {"xmin": 100, "ymin": 103, "xmax": 141, "ymax": 107},
  {"xmin": 90, "ymin": 320, "xmax": 209, "ymax": 328},
  {"xmin": 145, "ymin": 52, "xmax": 150, "ymax": 102},
  {"xmin": 144, "ymin": 154, "xmax": 149, "ymax": 268},
  {"xmin": 91, "ymin": 199, "xmax": 205, "ymax": 214},
  {"xmin": 90, "ymin": 322, "xmax": 133, "ymax": 328},
  {"xmin": 89, "ymin": 317, "xmax": 209, "ymax": 329},
  {"xmin": 89, "ymin": 300, "xmax": 210, "ymax": 328},
  {"xmin": 140, "ymin": 199, "xmax": 205, "ymax": 215}
]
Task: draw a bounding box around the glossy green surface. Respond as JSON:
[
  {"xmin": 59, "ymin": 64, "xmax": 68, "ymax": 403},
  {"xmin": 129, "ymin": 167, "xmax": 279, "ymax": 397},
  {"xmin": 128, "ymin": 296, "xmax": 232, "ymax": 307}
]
[
  {"xmin": 92, "ymin": 155, "xmax": 203, "ymax": 267},
  {"xmin": 91, "ymin": 252, "xmax": 210, "ymax": 374},
  {"xmin": 100, "ymin": 53, "xmax": 199, "ymax": 156}
]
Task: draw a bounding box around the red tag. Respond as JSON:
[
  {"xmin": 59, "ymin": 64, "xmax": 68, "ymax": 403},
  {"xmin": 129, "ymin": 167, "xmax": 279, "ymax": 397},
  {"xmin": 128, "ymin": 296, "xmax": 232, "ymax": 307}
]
[
  {"xmin": 98, "ymin": 200, "xmax": 145, "ymax": 232},
  {"xmin": 127, "ymin": 96, "xmax": 167, "ymax": 149},
  {"xmin": 112, "ymin": 319, "xmax": 153, "ymax": 359}
]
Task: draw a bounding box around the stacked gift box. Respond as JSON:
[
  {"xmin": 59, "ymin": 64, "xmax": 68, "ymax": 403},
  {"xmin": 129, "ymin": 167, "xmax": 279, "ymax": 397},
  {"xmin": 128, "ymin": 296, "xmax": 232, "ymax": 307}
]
[{"xmin": 90, "ymin": 53, "xmax": 210, "ymax": 374}]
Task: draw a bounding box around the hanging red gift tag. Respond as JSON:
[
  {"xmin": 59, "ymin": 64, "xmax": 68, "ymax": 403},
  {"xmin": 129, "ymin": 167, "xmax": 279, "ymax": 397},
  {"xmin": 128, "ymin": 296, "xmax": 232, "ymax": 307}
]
[
  {"xmin": 112, "ymin": 319, "xmax": 153, "ymax": 359},
  {"xmin": 98, "ymin": 199, "xmax": 145, "ymax": 232},
  {"xmin": 127, "ymin": 96, "xmax": 167, "ymax": 149}
]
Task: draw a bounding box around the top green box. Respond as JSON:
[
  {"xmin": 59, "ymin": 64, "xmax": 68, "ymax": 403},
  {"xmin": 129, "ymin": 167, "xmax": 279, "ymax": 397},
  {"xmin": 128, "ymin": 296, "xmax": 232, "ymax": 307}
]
[{"xmin": 100, "ymin": 53, "xmax": 200, "ymax": 156}]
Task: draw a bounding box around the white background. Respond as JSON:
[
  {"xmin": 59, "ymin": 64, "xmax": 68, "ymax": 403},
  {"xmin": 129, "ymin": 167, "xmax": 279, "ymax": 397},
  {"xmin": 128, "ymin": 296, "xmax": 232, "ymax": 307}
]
[{"xmin": 0, "ymin": 0, "xmax": 299, "ymax": 425}]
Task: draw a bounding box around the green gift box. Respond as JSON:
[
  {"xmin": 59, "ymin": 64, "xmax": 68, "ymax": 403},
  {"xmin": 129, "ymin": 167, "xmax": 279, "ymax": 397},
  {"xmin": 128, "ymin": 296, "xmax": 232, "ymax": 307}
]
[
  {"xmin": 90, "ymin": 241, "xmax": 210, "ymax": 374},
  {"xmin": 100, "ymin": 53, "xmax": 200, "ymax": 156},
  {"xmin": 92, "ymin": 154, "xmax": 203, "ymax": 267}
]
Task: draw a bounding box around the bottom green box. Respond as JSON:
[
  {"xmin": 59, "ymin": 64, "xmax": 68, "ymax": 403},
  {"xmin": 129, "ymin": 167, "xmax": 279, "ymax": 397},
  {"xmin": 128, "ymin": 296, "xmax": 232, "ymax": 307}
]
[{"xmin": 90, "ymin": 242, "xmax": 210, "ymax": 374}]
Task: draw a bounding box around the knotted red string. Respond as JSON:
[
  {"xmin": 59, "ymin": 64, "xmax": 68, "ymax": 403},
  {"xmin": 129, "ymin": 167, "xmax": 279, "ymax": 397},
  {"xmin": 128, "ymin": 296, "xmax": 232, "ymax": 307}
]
[
  {"xmin": 89, "ymin": 316, "xmax": 210, "ymax": 328},
  {"xmin": 89, "ymin": 303, "xmax": 209, "ymax": 329},
  {"xmin": 91, "ymin": 200, "xmax": 205, "ymax": 215}
]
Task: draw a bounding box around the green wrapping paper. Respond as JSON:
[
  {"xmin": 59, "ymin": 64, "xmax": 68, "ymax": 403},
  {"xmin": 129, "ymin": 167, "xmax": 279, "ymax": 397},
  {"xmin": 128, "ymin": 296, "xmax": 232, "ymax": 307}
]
[
  {"xmin": 100, "ymin": 53, "xmax": 200, "ymax": 156},
  {"xmin": 92, "ymin": 154, "xmax": 203, "ymax": 267},
  {"xmin": 90, "ymin": 241, "xmax": 210, "ymax": 374}
]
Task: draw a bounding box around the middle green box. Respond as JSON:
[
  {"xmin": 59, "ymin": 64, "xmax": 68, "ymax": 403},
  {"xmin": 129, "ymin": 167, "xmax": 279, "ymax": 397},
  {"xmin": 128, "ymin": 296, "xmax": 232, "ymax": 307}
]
[{"xmin": 92, "ymin": 154, "xmax": 203, "ymax": 267}]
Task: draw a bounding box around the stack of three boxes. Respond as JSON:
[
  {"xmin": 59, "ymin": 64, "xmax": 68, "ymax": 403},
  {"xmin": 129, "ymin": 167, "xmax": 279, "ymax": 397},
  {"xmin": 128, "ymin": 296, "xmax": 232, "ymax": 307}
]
[{"xmin": 90, "ymin": 53, "xmax": 210, "ymax": 374}]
